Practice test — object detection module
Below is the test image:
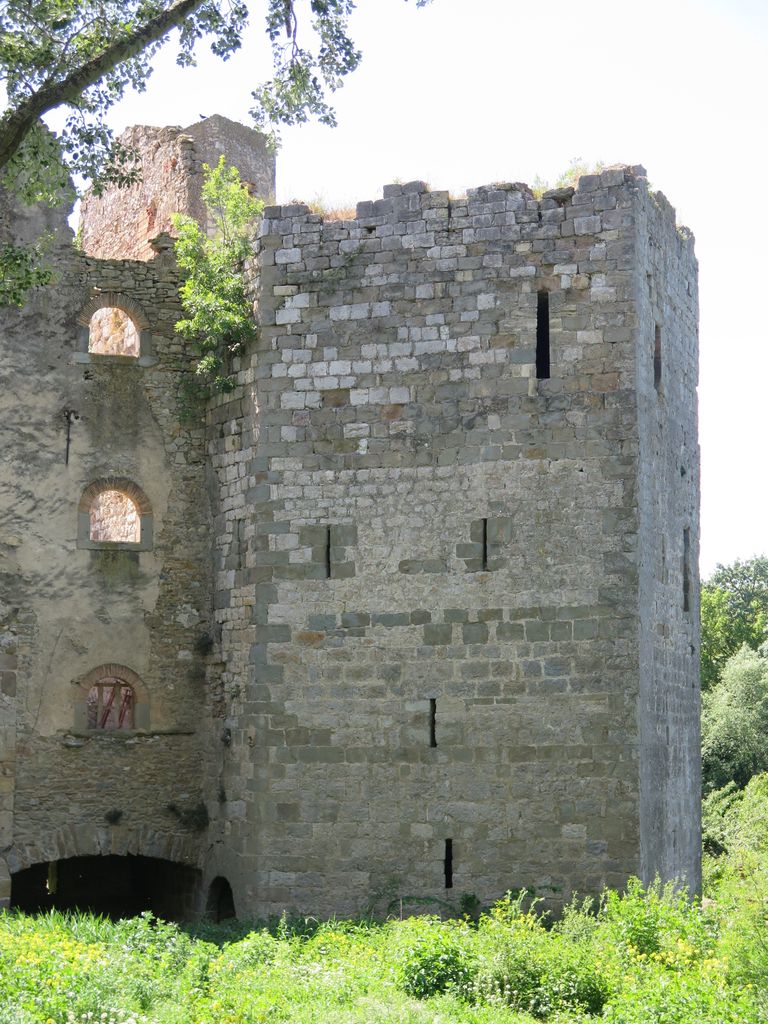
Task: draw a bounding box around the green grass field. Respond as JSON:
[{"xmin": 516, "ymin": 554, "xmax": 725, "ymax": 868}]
[{"xmin": 1, "ymin": 864, "xmax": 766, "ymax": 1024}]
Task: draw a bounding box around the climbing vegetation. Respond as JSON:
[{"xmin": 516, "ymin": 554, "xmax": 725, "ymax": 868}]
[{"xmin": 173, "ymin": 157, "xmax": 262, "ymax": 396}]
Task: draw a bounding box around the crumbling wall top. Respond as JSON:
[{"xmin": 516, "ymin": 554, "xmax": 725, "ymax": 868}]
[
  {"xmin": 259, "ymin": 163, "xmax": 690, "ymax": 243},
  {"xmin": 79, "ymin": 115, "xmax": 276, "ymax": 262}
]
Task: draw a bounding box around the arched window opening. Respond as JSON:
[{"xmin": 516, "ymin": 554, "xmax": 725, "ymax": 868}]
[
  {"xmin": 87, "ymin": 677, "xmax": 135, "ymax": 731},
  {"xmin": 88, "ymin": 307, "xmax": 140, "ymax": 356},
  {"xmin": 75, "ymin": 663, "xmax": 149, "ymax": 731},
  {"xmin": 89, "ymin": 490, "xmax": 140, "ymax": 543},
  {"xmin": 77, "ymin": 478, "xmax": 153, "ymax": 552},
  {"xmin": 206, "ymin": 876, "xmax": 236, "ymax": 921}
]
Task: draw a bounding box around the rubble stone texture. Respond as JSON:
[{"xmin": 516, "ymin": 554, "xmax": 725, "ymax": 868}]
[{"xmin": 0, "ymin": 116, "xmax": 700, "ymax": 919}]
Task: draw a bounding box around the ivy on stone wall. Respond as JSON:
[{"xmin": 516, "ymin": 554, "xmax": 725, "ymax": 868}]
[{"xmin": 173, "ymin": 157, "xmax": 262, "ymax": 395}]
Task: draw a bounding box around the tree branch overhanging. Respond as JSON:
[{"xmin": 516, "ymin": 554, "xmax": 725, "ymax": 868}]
[{"xmin": 0, "ymin": 0, "xmax": 209, "ymax": 172}]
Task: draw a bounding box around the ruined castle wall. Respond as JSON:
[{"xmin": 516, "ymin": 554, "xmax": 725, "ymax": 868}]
[
  {"xmin": 2, "ymin": 129, "xmax": 700, "ymax": 919},
  {"xmin": 207, "ymin": 167, "xmax": 694, "ymax": 919},
  {"xmin": 0, "ymin": 195, "xmax": 213, "ymax": 894},
  {"xmin": 80, "ymin": 116, "xmax": 276, "ymax": 261},
  {"xmin": 633, "ymin": 193, "xmax": 700, "ymax": 888}
]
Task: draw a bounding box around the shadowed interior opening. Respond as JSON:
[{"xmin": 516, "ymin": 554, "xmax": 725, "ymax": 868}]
[
  {"xmin": 536, "ymin": 291, "xmax": 550, "ymax": 379},
  {"xmin": 325, "ymin": 524, "xmax": 332, "ymax": 578},
  {"xmin": 444, "ymin": 838, "xmax": 453, "ymax": 889},
  {"xmin": 206, "ymin": 876, "xmax": 236, "ymax": 921},
  {"xmin": 10, "ymin": 855, "xmax": 201, "ymax": 921}
]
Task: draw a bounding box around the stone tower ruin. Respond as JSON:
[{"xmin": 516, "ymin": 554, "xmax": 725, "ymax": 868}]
[{"xmin": 0, "ymin": 116, "xmax": 700, "ymax": 919}]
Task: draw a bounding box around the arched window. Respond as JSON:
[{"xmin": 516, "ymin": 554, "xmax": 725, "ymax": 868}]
[
  {"xmin": 88, "ymin": 307, "xmax": 140, "ymax": 356},
  {"xmin": 87, "ymin": 677, "xmax": 135, "ymax": 730},
  {"xmin": 77, "ymin": 478, "xmax": 152, "ymax": 551},
  {"xmin": 89, "ymin": 490, "xmax": 140, "ymax": 543},
  {"xmin": 75, "ymin": 664, "xmax": 149, "ymax": 731},
  {"xmin": 75, "ymin": 292, "xmax": 151, "ymax": 361}
]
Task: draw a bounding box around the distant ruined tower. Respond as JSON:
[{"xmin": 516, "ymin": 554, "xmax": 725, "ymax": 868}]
[
  {"xmin": 80, "ymin": 115, "xmax": 275, "ymax": 260},
  {"xmin": 0, "ymin": 116, "xmax": 700, "ymax": 920}
]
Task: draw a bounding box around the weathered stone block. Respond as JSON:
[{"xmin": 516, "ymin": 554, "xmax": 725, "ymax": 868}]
[
  {"xmin": 462, "ymin": 623, "xmax": 489, "ymax": 645},
  {"xmin": 423, "ymin": 624, "xmax": 453, "ymax": 646}
]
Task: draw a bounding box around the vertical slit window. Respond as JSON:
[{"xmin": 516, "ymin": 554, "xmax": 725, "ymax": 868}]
[
  {"xmin": 683, "ymin": 528, "xmax": 691, "ymax": 612},
  {"xmin": 235, "ymin": 519, "xmax": 244, "ymax": 570},
  {"xmin": 654, "ymin": 325, "xmax": 662, "ymax": 392},
  {"xmin": 536, "ymin": 291, "xmax": 550, "ymax": 380},
  {"xmin": 444, "ymin": 839, "xmax": 453, "ymax": 889},
  {"xmin": 429, "ymin": 699, "xmax": 437, "ymax": 748},
  {"xmin": 325, "ymin": 525, "xmax": 332, "ymax": 579},
  {"xmin": 481, "ymin": 517, "xmax": 489, "ymax": 571}
]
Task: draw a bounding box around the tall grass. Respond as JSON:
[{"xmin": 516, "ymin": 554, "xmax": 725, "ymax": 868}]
[{"xmin": 0, "ymin": 872, "xmax": 764, "ymax": 1024}]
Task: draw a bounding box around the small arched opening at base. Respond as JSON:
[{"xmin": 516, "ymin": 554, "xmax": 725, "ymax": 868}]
[
  {"xmin": 11, "ymin": 855, "xmax": 201, "ymax": 922},
  {"xmin": 206, "ymin": 876, "xmax": 236, "ymax": 922}
]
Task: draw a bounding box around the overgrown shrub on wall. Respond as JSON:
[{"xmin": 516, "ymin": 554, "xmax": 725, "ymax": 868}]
[{"xmin": 173, "ymin": 157, "xmax": 262, "ymax": 396}]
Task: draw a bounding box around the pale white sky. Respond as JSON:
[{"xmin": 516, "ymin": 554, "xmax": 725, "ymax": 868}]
[{"xmin": 56, "ymin": 0, "xmax": 768, "ymax": 575}]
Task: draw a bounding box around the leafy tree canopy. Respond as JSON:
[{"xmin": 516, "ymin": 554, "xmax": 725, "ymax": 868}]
[
  {"xmin": 700, "ymin": 556, "xmax": 768, "ymax": 690},
  {"xmin": 702, "ymin": 642, "xmax": 768, "ymax": 795},
  {"xmin": 0, "ymin": 1, "xmax": 430, "ymax": 196},
  {"xmin": 703, "ymin": 773, "xmax": 768, "ymax": 858},
  {"xmin": 0, "ymin": 235, "xmax": 53, "ymax": 305},
  {"xmin": 0, "ymin": 1, "xmax": 431, "ymax": 303}
]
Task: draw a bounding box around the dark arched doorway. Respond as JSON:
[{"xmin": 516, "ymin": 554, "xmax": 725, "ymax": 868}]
[
  {"xmin": 206, "ymin": 876, "xmax": 236, "ymax": 921},
  {"xmin": 11, "ymin": 855, "xmax": 201, "ymax": 921}
]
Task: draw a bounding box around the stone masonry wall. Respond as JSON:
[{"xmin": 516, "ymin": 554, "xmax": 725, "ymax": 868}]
[
  {"xmin": 88, "ymin": 307, "xmax": 140, "ymax": 355},
  {"xmin": 0, "ymin": 192, "xmax": 213, "ymax": 899},
  {"xmin": 89, "ymin": 491, "xmax": 141, "ymax": 543},
  {"xmin": 634, "ymin": 193, "xmax": 700, "ymax": 885},
  {"xmin": 208, "ymin": 166, "xmax": 699, "ymax": 918}
]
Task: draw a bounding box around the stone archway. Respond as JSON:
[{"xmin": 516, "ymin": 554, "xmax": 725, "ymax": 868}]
[
  {"xmin": 76, "ymin": 293, "xmax": 151, "ymax": 333},
  {"xmin": 206, "ymin": 876, "xmax": 237, "ymax": 921},
  {"xmin": 77, "ymin": 477, "xmax": 154, "ymax": 551},
  {"xmin": 5, "ymin": 825, "xmax": 203, "ymax": 921}
]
